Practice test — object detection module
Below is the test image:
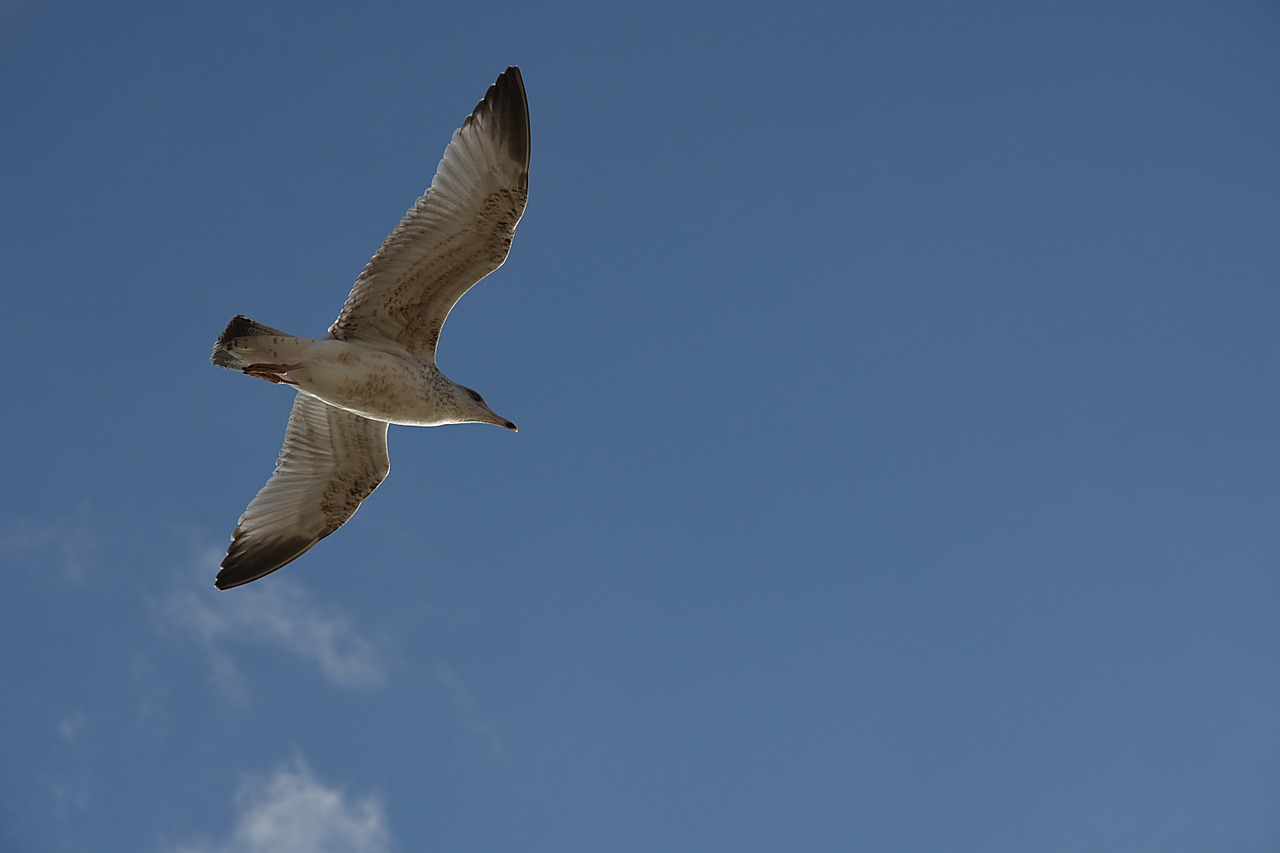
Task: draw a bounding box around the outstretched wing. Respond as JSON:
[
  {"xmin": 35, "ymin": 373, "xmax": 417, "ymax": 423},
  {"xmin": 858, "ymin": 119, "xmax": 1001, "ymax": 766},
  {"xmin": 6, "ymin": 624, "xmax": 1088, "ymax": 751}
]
[
  {"xmin": 328, "ymin": 66, "xmax": 530, "ymax": 363},
  {"xmin": 216, "ymin": 393, "xmax": 390, "ymax": 589}
]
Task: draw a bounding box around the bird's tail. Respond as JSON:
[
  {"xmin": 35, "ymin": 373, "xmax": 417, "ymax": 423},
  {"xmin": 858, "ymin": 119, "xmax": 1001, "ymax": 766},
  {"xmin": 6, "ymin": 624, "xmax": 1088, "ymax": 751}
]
[{"xmin": 211, "ymin": 315, "xmax": 290, "ymax": 369}]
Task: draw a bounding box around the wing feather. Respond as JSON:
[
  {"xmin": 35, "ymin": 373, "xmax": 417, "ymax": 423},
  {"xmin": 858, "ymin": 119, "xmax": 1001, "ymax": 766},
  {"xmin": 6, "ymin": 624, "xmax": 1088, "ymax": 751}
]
[
  {"xmin": 216, "ymin": 394, "xmax": 390, "ymax": 589},
  {"xmin": 328, "ymin": 66, "xmax": 530, "ymax": 363}
]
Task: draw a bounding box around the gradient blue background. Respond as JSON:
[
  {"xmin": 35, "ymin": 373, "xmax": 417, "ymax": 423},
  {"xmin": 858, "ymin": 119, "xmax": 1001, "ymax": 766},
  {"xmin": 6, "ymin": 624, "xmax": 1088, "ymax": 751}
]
[{"xmin": 4, "ymin": 1, "xmax": 1279, "ymax": 850}]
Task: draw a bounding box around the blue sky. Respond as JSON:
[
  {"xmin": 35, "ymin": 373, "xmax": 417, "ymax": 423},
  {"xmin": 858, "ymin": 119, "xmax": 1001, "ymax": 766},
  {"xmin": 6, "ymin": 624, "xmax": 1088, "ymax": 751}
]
[{"xmin": 3, "ymin": 0, "xmax": 1279, "ymax": 850}]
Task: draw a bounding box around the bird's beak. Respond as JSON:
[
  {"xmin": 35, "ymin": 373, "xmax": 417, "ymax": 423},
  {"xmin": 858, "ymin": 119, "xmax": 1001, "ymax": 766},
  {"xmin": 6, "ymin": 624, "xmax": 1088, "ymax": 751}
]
[{"xmin": 497, "ymin": 417, "xmax": 518, "ymax": 432}]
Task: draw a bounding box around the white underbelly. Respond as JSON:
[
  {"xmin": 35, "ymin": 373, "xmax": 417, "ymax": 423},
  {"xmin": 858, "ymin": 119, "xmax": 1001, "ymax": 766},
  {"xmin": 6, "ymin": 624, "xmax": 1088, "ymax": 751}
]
[{"xmin": 290, "ymin": 340, "xmax": 447, "ymax": 426}]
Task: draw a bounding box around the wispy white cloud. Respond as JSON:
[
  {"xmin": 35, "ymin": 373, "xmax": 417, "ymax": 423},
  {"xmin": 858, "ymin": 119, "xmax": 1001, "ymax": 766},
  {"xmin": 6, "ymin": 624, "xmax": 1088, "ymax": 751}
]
[
  {"xmin": 56, "ymin": 709, "xmax": 90, "ymax": 745},
  {"xmin": 429, "ymin": 663, "xmax": 506, "ymax": 760},
  {"xmin": 47, "ymin": 774, "xmax": 92, "ymax": 824},
  {"xmin": 172, "ymin": 759, "xmax": 394, "ymax": 853},
  {"xmin": 1, "ymin": 511, "xmax": 102, "ymax": 581},
  {"xmin": 206, "ymin": 649, "xmax": 252, "ymax": 709},
  {"xmin": 163, "ymin": 547, "xmax": 506, "ymax": 759},
  {"xmin": 167, "ymin": 568, "xmax": 388, "ymax": 692}
]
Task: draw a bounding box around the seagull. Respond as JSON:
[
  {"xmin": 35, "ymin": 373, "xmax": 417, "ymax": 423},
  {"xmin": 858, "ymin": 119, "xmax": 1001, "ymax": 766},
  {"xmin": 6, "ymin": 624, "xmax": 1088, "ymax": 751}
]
[{"xmin": 210, "ymin": 66, "xmax": 530, "ymax": 590}]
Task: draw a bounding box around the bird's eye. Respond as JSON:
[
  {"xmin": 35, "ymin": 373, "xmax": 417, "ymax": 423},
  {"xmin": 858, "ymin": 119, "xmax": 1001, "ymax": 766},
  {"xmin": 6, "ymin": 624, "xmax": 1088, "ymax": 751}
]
[{"xmin": 468, "ymin": 390, "xmax": 484, "ymax": 402}]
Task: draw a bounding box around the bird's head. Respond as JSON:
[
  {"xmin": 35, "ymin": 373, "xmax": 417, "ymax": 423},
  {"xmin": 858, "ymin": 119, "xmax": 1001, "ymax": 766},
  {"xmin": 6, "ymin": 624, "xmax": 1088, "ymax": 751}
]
[{"xmin": 453, "ymin": 384, "xmax": 518, "ymax": 431}]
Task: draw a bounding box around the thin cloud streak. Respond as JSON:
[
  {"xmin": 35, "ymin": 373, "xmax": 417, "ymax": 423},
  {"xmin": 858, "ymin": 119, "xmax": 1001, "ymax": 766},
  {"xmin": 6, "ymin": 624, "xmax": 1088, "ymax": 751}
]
[
  {"xmin": 56, "ymin": 709, "xmax": 90, "ymax": 745},
  {"xmin": 168, "ymin": 569, "xmax": 388, "ymax": 690},
  {"xmin": 1, "ymin": 512, "xmax": 102, "ymax": 582},
  {"xmin": 430, "ymin": 662, "xmax": 506, "ymax": 760}
]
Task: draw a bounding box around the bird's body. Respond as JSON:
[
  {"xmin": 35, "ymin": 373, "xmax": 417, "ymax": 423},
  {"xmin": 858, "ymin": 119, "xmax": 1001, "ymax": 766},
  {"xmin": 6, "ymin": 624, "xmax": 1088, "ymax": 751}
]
[
  {"xmin": 210, "ymin": 66, "xmax": 530, "ymax": 590},
  {"xmin": 214, "ymin": 323, "xmax": 502, "ymax": 427}
]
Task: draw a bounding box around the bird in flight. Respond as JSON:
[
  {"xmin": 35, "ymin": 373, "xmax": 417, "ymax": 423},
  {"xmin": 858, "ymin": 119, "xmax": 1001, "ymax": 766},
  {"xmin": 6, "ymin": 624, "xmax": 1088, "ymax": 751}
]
[{"xmin": 210, "ymin": 66, "xmax": 530, "ymax": 590}]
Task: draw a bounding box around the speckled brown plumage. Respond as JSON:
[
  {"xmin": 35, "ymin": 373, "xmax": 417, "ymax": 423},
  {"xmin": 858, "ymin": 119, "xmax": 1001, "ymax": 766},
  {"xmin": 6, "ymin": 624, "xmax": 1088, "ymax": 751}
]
[
  {"xmin": 328, "ymin": 67, "xmax": 530, "ymax": 363},
  {"xmin": 211, "ymin": 67, "xmax": 529, "ymax": 589},
  {"xmin": 216, "ymin": 394, "xmax": 389, "ymax": 590}
]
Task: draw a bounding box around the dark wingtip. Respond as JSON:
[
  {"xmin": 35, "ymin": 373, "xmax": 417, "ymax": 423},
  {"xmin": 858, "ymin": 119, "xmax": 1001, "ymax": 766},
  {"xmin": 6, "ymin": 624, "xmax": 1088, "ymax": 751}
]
[
  {"xmin": 482, "ymin": 66, "xmax": 530, "ymax": 177},
  {"xmin": 214, "ymin": 534, "xmax": 319, "ymax": 590}
]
